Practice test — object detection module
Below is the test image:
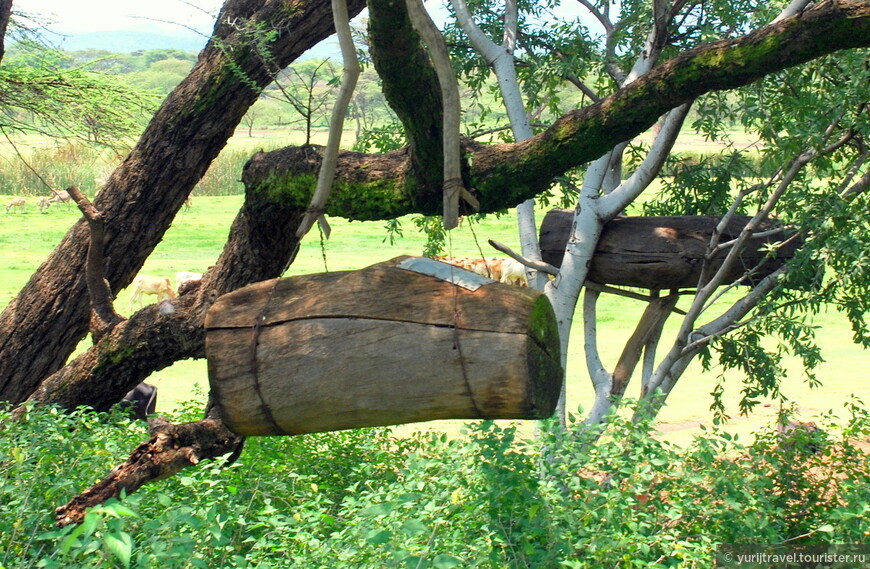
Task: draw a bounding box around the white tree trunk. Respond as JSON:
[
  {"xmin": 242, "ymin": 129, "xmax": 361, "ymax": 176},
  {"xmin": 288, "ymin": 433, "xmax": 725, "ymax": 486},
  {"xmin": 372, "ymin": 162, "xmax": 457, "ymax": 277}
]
[{"xmin": 447, "ymin": 0, "xmax": 811, "ymax": 431}]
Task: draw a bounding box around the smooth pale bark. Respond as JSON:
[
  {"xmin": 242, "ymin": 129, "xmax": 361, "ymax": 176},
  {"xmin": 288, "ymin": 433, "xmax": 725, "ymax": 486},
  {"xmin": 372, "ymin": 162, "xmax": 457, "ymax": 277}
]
[
  {"xmin": 449, "ymin": 0, "xmax": 545, "ymax": 289},
  {"xmin": 568, "ymin": 0, "xmax": 852, "ymax": 426},
  {"xmin": 296, "ymin": 0, "xmax": 360, "ymax": 239}
]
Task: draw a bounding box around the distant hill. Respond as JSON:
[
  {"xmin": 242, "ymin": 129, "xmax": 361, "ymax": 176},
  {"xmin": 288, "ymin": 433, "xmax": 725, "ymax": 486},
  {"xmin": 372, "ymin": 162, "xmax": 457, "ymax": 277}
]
[
  {"xmin": 52, "ymin": 28, "xmax": 207, "ymax": 53},
  {"xmin": 45, "ymin": 25, "xmax": 339, "ymax": 59}
]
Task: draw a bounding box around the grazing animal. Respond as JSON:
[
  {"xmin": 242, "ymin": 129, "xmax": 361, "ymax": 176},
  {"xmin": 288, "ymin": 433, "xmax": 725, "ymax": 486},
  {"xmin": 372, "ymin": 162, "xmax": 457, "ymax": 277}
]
[
  {"xmin": 777, "ymin": 420, "xmax": 824, "ymax": 454},
  {"xmin": 48, "ymin": 189, "xmax": 72, "ymax": 207},
  {"xmin": 175, "ymin": 271, "xmax": 203, "ymax": 289},
  {"xmin": 129, "ymin": 275, "xmax": 177, "ymax": 308},
  {"xmin": 500, "ymin": 259, "xmax": 528, "ymax": 286},
  {"xmin": 35, "ymin": 196, "xmax": 51, "ymax": 213},
  {"xmin": 121, "ymin": 382, "xmax": 158, "ymax": 421},
  {"xmin": 5, "ymin": 197, "xmax": 26, "ymax": 213}
]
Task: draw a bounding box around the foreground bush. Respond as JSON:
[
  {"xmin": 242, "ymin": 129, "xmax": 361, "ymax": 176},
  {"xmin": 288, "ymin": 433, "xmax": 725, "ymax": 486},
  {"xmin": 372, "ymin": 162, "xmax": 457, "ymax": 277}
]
[{"xmin": 1, "ymin": 400, "xmax": 868, "ymax": 568}]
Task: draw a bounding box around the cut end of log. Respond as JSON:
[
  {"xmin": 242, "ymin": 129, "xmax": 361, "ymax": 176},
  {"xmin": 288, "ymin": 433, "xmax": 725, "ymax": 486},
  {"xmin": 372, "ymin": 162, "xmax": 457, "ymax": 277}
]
[{"xmin": 540, "ymin": 210, "xmax": 803, "ymax": 289}]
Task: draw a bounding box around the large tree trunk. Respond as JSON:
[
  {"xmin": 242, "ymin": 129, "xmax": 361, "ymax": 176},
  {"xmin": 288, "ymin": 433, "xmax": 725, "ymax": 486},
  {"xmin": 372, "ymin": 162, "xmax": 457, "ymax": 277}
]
[
  {"xmin": 0, "ymin": 0, "xmax": 11, "ymax": 63},
  {"xmin": 0, "ymin": 0, "xmax": 367, "ymax": 404}
]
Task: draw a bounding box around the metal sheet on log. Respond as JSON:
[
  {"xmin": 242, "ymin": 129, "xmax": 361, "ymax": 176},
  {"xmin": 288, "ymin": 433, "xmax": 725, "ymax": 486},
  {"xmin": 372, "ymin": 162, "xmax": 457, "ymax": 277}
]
[
  {"xmin": 204, "ymin": 256, "xmax": 563, "ymax": 436},
  {"xmin": 539, "ymin": 210, "xmax": 801, "ymax": 289}
]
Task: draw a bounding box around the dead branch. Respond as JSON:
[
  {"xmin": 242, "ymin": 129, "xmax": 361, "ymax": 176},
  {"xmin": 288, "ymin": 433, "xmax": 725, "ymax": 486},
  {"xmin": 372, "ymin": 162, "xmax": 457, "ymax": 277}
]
[
  {"xmin": 68, "ymin": 186, "xmax": 125, "ymax": 342},
  {"xmin": 611, "ymin": 294, "xmax": 680, "ymax": 397},
  {"xmin": 488, "ymin": 239, "xmax": 559, "ymax": 276},
  {"xmin": 55, "ymin": 416, "xmax": 243, "ymax": 527}
]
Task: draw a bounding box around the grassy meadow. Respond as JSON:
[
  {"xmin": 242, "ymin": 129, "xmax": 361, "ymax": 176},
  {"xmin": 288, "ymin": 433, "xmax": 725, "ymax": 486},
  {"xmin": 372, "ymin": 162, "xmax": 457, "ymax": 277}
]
[{"xmin": 1, "ymin": 129, "xmax": 866, "ymax": 445}]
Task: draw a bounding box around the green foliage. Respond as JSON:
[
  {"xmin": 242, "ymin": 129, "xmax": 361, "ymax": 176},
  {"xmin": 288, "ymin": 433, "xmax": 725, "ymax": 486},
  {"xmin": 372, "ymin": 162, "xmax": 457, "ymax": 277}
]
[
  {"xmin": 413, "ymin": 215, "xmax": 448, "ymax": 258},
  {"xmin": 2, "ymin": 403, "xmax": 869, "ymax": 568},
  {"xmin": 0, "ymin": 40, "xmax": 159, "ymax": 146}
]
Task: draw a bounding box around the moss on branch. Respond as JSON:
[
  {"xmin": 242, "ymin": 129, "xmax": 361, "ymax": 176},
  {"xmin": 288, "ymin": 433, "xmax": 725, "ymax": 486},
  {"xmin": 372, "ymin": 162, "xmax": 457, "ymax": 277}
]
[{"xmin": 245, "ymin": 0, "xmax": 870, "ymax": 222}]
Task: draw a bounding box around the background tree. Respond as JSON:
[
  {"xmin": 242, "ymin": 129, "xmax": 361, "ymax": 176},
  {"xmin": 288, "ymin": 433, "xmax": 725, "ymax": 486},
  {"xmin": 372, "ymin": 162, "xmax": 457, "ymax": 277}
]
[
  {"xmin": 265, "ymin": 58, "xmax": 339, "ymax": 144},
  {"xmin": 241, "ymin": 103, "xmax": 260, "ymax": 136},
  {"xmin": 439, "ymin": 0, "xmax": 869, "ymax": 428}
]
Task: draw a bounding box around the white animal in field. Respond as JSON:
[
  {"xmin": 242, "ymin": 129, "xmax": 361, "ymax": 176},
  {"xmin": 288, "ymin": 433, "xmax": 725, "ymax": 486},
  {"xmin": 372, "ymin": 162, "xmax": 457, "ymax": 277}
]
[
  {"xmin": 5, "ymin": 197, "xmax": 26, "ymax": 213},
  {"xmin": 175, "ymin": 271, "xmax": 203, "ymax": 289},
  {"xmin": 36, "ymin": 197, "xmax": 51, "ymax": 213},
  {"xmin": 129, "ymin": 275, "xmax": 177, "ymax": 308},
  {"xmin": 499, "ymin": 259, "xmax": 528, "ymax": 286}
]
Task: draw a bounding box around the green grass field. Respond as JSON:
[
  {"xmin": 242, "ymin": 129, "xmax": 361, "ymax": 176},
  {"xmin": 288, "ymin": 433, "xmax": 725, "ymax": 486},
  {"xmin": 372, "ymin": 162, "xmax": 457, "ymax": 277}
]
[{"xmin": 1, "ymin": 184, "xmax": 866, "ymax": 443}]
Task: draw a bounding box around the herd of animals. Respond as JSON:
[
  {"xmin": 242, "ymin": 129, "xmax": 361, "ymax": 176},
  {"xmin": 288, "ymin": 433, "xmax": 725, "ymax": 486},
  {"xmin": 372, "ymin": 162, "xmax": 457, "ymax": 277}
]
[
  {"xmin": 5, "ymin": 189, "xmax": 72, "ymax": 213},
  {"xmin": 4, "ymin": 189, "xmax": 193, "ymax": 214}
]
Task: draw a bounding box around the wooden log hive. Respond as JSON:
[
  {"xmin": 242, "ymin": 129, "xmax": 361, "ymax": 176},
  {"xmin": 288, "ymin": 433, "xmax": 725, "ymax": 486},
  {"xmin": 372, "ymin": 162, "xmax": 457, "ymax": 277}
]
[
  {"xmin": 205, "ymin": 256, "xmax": 563, "ymax": 436},
  {"xmin": 539, "ymin": 210, "xmax": 801, "ymax": 289}
]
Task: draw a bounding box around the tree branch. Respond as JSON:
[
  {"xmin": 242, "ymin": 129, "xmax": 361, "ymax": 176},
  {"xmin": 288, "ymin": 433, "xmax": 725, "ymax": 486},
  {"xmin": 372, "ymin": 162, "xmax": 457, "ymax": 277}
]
[
  {"xmin": 67, "ymin": 186, "xmax": 125, "ymax": 343},
  {"xmin": 247, "ymin": 0, "xmax": 870, "ymax": 217},
  {"xmin": 0, "ymin": 0, "xmax": 368, "ymax": 404},
  {"xmin": 296, "ymin": 0, "xmax": 360, "ymax": 238},
  {"xmin": 611, "ymin": 294, "xmax": 679, "ymax": 398},
  {"xmin": 55, "ymin": 417, "xmax": 243, "ymax": 527},
  {"xmin": 406, "ymin": 0, "xmax": 469, "ymax": 229},
  {"xmin": 0, "ymin": 0, "xmax": 11, "ymax": 63}
]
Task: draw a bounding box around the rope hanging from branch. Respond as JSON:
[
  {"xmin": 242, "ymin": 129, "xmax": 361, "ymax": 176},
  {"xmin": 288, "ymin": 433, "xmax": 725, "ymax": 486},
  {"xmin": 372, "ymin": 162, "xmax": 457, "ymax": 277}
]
[
  {"xmin": 404, "ymin": 0, "xmax": 479, "ymax": 229},
  {"xmin": 296, "ymin": 0, "xmax": 361, "ymax": 239}
]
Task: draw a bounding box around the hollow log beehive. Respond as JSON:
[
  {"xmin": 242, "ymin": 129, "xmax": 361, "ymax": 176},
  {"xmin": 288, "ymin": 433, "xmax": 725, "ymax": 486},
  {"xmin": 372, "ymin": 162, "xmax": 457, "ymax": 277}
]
[
  {"xmin": 205, "ymin": 256, "xmax": 563, "ymax": 436},
  {"xmin": 539, "ymin": 211, "xmax": 801, "ymax": 289}
]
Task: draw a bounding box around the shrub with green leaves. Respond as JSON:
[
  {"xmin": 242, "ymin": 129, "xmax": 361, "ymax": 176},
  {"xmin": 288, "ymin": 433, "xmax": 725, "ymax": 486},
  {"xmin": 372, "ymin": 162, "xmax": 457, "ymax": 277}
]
[{"xmin": 1, "ymin": 401, "xmax": 868, "ymax": 568}]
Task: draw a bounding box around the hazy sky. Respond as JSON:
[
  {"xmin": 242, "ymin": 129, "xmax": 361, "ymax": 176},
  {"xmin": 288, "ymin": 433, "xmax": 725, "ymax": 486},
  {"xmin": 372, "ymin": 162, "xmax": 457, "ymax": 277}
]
[{"xmin": 15, "ymin": 0, "xmax": 224, "ymax": 33}]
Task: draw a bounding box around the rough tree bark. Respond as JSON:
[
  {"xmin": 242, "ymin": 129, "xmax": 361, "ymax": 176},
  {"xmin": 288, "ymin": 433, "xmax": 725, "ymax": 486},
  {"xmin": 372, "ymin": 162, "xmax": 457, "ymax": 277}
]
[
  {"xmin": 55, "ymin": 417, "xmax": 243, "ymax": 526},
  {"xmin": 0, "ymin": 0, "xmax": 367, "ymax": 404},
  {"xmin": 244, "ymin": 0, "xmax": 870, "ymax": 210},
  {"xmin": 0, "ymin": 0, "xmax": 11, "ymax": 63}
]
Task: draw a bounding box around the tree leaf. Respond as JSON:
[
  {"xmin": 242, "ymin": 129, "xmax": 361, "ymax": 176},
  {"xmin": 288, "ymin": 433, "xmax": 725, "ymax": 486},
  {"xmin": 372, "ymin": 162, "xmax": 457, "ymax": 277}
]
[
  {"xmin": 433, "ymin": 553, "xmax": 463, "ymax": 568},
  {"xmin": 104, "ymin": 531, "xmax": 133, "ymax": 569}
]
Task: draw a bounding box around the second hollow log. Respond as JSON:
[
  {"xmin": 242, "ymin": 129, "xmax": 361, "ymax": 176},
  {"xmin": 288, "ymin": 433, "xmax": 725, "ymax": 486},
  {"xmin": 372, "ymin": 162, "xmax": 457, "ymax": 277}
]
[
  {"xmin": 204, "ymin": 256, "xmax": 563, "ymax": 436},
  {"xmin": 539, "ymin": 210, "xmax": 801, "ymax": 289}
]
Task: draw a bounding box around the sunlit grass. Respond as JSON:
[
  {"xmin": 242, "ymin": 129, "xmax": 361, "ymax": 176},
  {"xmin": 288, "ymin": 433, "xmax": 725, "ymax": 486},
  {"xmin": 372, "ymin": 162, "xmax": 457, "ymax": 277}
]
[{"xmin": 1, "ymin": 192, "xmax": 864, "ymax": 444}]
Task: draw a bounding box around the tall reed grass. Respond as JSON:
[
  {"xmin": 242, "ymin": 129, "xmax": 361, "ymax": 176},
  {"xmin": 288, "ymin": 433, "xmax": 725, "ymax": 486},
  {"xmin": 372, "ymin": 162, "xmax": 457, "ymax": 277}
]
[
  {"xmin": 0, "ymin": 143, "xmax": 120, "ymax": 196},
  {"xmin": 0, "ymin": 142, "xmax": 254, "ymax": 197}
]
